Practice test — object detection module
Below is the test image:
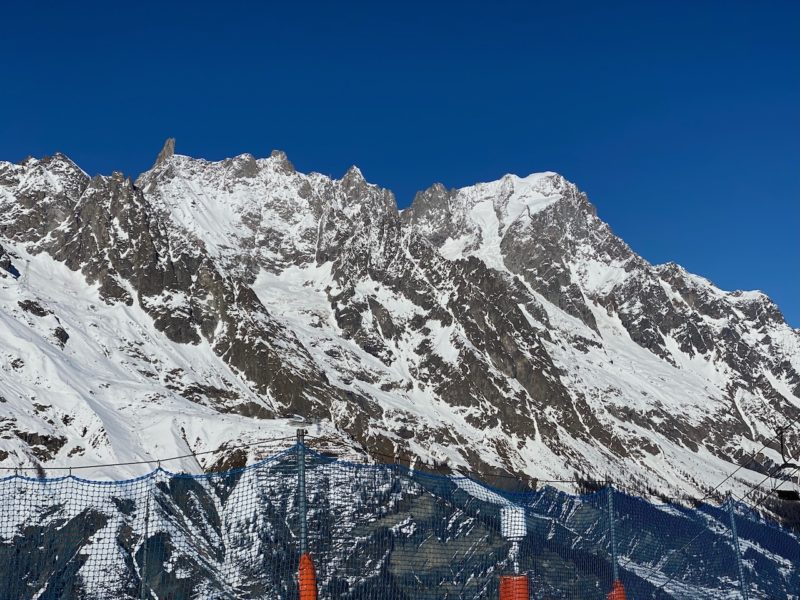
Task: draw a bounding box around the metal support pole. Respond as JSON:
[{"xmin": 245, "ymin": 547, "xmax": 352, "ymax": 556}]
[
  {"xmin": 139, "ymin": 475, "xmax": 152, "ymax": 600},
  {"xmin": 296, "ymin": 428, "xmax": 317, "ymax": 599},
  {"xmin": 727, "ymin": 492, "xmax": 749, "ymax": 600},
  {"xmin": 297, "ymin": 428, "xmax": 308, "ymax": 555},
  {"xmin": 607, "ymin": 484, "xmax": 619, "ymax": 581}
]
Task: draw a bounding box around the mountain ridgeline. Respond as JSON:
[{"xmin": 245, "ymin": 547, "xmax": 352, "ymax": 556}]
[{"xmin": 1, "ymin": 140, "xmax": 798, "ymax": 503}]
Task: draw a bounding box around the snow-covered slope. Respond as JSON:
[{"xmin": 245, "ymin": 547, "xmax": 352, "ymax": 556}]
[{"xmin": 1, "ymin": 141, "xmax": 798, "ymax": 506}]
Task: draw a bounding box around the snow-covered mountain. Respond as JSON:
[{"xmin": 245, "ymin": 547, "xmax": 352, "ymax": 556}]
[{"xmin": 1, "ymin": 139, "xmax": 799, "ymax": 504}]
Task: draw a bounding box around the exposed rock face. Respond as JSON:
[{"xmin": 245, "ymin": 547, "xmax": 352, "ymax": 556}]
[
  {"xmin": 0, "ymin": 143, "xmax": 798, "ymax": 504},
  {"xmin": 154, "ymin": 137, "xmax": 175, "ymax": 167},
  {"xmin": 0, "ymin": 241, "xmax": 16, "ymax": 277}
]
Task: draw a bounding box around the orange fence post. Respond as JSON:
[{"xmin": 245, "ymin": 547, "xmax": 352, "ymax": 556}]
[
  {"xmin": 499, "ymin": 574, "xmax": 529, "ymax": 600},
  {"xmin": 298, "ymin": 552, "xmax": 317, "ymax": 600},
  {"xmin": 607, "ymin": 579, "xmax": 626, "ymax": 600}
]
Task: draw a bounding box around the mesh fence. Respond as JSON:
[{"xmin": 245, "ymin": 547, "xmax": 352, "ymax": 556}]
[{"xmin": 0, "ymin": 443, "xmax": 798, "ymax": 599}]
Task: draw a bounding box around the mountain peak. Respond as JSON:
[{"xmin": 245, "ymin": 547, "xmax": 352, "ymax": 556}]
[
  {"xmin": 154, "ymin": 137, "xmax": 176, "ymax": 167},
  {"xmin": 343, "ymin": 165, "xmax": 365, "ymax": 182},
  {"xmin": 268, "ymin": 149, "xmax": 295, "ymax": 174},
  {"xmin": 34, "ymin": 151, "xmax": 84, "ymax": 172}
]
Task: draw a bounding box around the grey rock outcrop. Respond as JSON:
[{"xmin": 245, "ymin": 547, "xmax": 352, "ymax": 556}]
[{"xmin": 154, "ymin": 137, "xmax": 175, "ymax": 167}]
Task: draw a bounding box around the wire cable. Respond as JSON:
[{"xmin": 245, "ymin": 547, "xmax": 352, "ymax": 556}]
[
  {"xmin": 613, "ymin": 416, "xmax": 800, "ymax": 578},
  {"xmin": 0, "ymin": 433, "xmax": 302, "ymax": 472},
  {"xmin": 649, "ymin": 447, "xmax": 800, "ymax": 594},
  {"xmin": 740, "ymin": 462, "xmax": 800, "ymax": 509},
  {"xmin": 311, "ymin": 438, "xmax": 637, "ymax": 492}
]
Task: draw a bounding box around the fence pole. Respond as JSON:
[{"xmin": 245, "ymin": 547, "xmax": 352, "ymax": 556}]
[
  {"xmin": 726, "ymin": 492, "xmax": 749, "ymax": 600},
  {"xmin": 606, "ymin": 485, "xmax": 626, "ymax": 600},
  {"xmin": 297, "ymin": 429, "xmax": 308, "ymax": 555},
  {"xmin": 607, "ymin": 485, "xmax": 619, "ymax": 580},
  {"xmin": 297, "ymin": 428, "xmax": 317, "ymax": 600},
  {"xmin": 499, "ymin": 506, "xmax": 529, "ymax": 599},
  {"xmin": 139, "ymin": 474, "xmax": 152, "ymax": 600}
]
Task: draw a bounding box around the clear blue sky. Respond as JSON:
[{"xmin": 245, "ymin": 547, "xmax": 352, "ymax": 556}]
[{"xmin": 1, "ymin": 1, "xmax": 798, "ymax": 325}]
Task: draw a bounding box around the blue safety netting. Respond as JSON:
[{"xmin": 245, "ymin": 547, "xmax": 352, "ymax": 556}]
[{"xmin": 0, "ymin": 444, "xmax": 797, "ymax": 599}]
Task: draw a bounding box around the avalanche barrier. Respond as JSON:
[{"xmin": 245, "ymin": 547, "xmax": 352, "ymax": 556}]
[{"xmin": 1, "ymin": 442, "xmax": 798, "ymax": 599}]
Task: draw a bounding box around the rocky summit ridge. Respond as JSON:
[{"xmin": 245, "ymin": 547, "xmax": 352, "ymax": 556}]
[{"xmin": 1, "ymin": 141, "xmax": 798, "ymax": 504}]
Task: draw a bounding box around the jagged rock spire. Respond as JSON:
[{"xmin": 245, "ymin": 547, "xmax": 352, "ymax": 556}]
[
  {"xmin": 269, "ymin": 149, "xmax": 295, "ymax": 174},
  {"xmin": 154, "ymin": 138, "xmax": 176, "ymax": 167}
]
